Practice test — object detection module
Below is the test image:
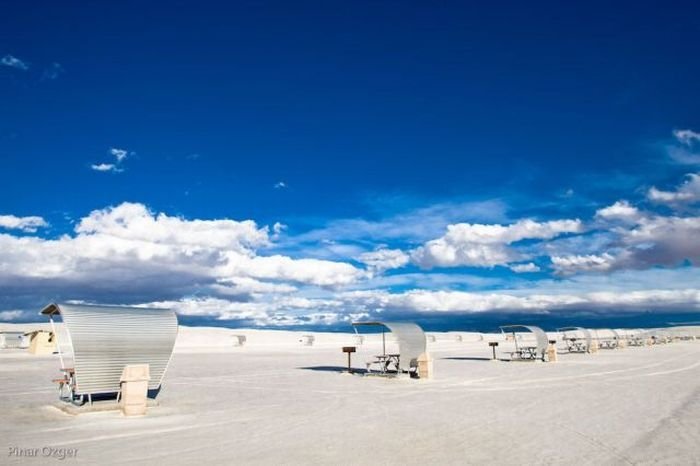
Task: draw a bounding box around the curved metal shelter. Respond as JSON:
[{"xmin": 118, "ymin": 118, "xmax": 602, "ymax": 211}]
[
  {"xmin": 41, "ymin": 303, "xmax": 178, "ymax": 400},
  {"xmin": 623, "ymin": 329, "xmax": 647, "ymax": 346},
  {"xmin": 640, "ymin": 328, "xmax": 673, "ymax": 343},
  {"xmin": 613, "ymin": 329, "xmax": 628, "ymax": 342},
  {"xmin": 352, "ymin": 321, "xmax": 427, "ymax": 371},
  {"xmin": 557, "ymin": 327, "xmax": 593, "ymax": 353},
  {"xmin": 666, "ymin": 326, "xmax": 700, "ymax": 340},
  {"xmin": 499, "ymin": 325, "xmax": 549, "ymax": 360},
  {"xmin": 594, "ymin": 329, "xmax": 620, "ymax": 348},
  {"xmin": 0, "ymin": 331, "xmax": 26, "ymax": 349}
]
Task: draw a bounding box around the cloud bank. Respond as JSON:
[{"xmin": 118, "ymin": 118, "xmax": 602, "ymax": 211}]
[
  {"xmin": 4, "ymin": 144, "xmax": 700, "ymax": 324},
  {"xmin": 412, "ymin": 219, "xmax": 582, "ymax": 268}
]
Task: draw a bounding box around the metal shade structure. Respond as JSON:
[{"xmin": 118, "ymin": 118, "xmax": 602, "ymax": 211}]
[
  {"xmin": 666, "ymin": 326, "xmax": 700, "ymax": 340},
  {"xmin": 41, "ymin": 303, "xmax": 178, "ymax": 398},
  {"xmin": 623, "ymin": 328, "xmax": 647, "ymax": 345},
  {"xmin": 352, "ymin": 321, "xmax": 427, "ymax": 371},
  {"xmin": 557, "ymin": 326, "xmax": 593, "ymax": 352},
  {"xmin": 613, "ymin": 329, "xmax": 629, "ymax": 342},
  {"xmin": 639, "ymin": 328, "xmax": 673, "ymax": 343},
  {"xmin": 593, "ymin": 329, "xmax": 620, "ymax": 348},
  {"xmin": 499, "ymin": 325, "xmax": 549, "ymax": 360}
]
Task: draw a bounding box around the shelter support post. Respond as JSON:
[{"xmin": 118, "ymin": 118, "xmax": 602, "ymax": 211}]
[{"xmin": 48, "ymin": 316, "xmax": 65, "ymax": 369}]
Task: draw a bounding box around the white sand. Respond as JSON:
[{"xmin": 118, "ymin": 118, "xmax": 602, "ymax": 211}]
[{"xmin": 1, "ymin": 324, "xmax": 699, "ymax": 465}]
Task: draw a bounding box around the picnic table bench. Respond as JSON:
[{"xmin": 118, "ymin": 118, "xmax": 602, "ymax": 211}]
[{"xmin": 53, "ymin": 367, "xmax": 75, "ymax": 401}]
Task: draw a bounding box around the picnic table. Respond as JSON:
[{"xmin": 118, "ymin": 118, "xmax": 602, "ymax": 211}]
[
  {"xmin": 598, "ymin": 340, "xmax": 617, "ymax": 349},
  {"xmin": 565, "ymin": 338, "xmax": 587, "ymax": 353},
  {"xmin": 507, "ymin": 346, "xmax": 541, "ymax": 360},
  {"xmin": 366, "ymin": 354, "xmax": 401, "ymax": 374}
]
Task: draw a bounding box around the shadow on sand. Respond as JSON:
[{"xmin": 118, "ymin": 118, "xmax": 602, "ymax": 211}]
[
  {"xmin": 441, "ymin": 357, "xmax": 493, "ymax": 361},
  {"xmin": 298, "ymin": 366, "xmax": 369, "ymax": 374}
]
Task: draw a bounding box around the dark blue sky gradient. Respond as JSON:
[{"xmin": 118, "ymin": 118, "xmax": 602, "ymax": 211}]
[{"xmin": 2, "ymin": 1, "xmax": 699, "ymax": 228}]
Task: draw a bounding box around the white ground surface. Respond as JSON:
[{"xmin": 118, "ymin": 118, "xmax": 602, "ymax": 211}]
[{"xmin": 1, "ymin": 325, "xmax": 699, "ymax": 465}]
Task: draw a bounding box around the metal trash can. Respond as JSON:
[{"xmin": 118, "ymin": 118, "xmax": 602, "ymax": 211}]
[
  {"xmin": 417, "ymin": 353, "xmax": 433, "ymax": 379},
  {"xmin": 119, "ymin": 364, "xmax": 150, "ymax": 416},
  {"xmin": 547, "ymin": 340, "xmax": 558, "ymax": 363},
  {"xmin": 589, "ymin": 339, "xmax": 599, "ymax": 353}
]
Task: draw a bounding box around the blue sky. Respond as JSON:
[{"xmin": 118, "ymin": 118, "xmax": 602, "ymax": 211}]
[{"xmin": 1, "ymin": 2, "xmax": 700, "ymax": 327}]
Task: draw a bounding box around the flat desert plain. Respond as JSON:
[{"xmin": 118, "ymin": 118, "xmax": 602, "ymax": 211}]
[{"xmin": 1, "ymin": 325, "xmax": 699, "ymax": 465}]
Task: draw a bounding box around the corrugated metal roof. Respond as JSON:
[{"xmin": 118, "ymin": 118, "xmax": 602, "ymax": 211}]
[
  {"xmin": 352, "ymin": 321, "xmax": 427, "ymax": 370},
  {"xmin": 500, "ymin": 325, "xmax": 549, "ymax": 357},
  {"xmin": 558, "ymin": 326, "xmax": 593, "ymax": 350},
  {"xmin": 41, "ymin": 303, "xmax": 178, "ymax": 396}
]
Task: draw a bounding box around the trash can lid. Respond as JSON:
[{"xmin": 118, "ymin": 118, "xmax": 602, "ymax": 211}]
[{"xmin": 120, "ymin": 364, "xmax": 151, "ymax": 382}]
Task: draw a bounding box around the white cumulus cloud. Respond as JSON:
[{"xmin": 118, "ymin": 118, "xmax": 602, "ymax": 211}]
[
  {"xmin": 0, "ymin": 215, "xmax": 48, "ymax": 232},
  {"xmin": 1, "ymin": 54, "xmax": 28, "ymax": 70},
  {"xmin": 141, "ymin": 296, "xmax": 352, "ymax": 326},
  {"xmin": 0, "ymin": 202, "xmax": 363, "ymax": 312},
  {"xmin": 648, "ymin": 173, "xmax": 700, "ymax": 204},
  {"xmin": 412, "ymin": 219, "xmax": 582, "ymax": 268},
  {"xmin": 667, "ymin": 129, "xmax": 700, "ymax": 164},
  {"xmin": 74, "ymin": 202, "xmax": 269, "ymax": 252},
  {"xmin": 110, "ymin": 147, "xmax": 129, "ymax": 162},
  {"xmin": 91, "ymin": 163, "xmax": 120, "ymax": 172},
  {"xmin": 551, "ymin": 253, "xmax": 616, "ymax": 274},
  {"xmin": 595, "ymin": 200, "xmax": 642, "ymax": 223},
  {"xmin": 91, "ymin": 147, "xmax": 132, "ymax": 173},
  {"xmin": 555, "ymin": 204, "xmax": 700, "ymax": 274},
  {"xmin": 0, "ymin": 310, "xmax": 27, "ymax": 321},
  {"xmin": 509, "ymin": 262, "xmax": 540, "ymax": 273},
  {"xmin": 358, "ymin": 248, "xmax": 410, "ymax": 274},
  {"xmin": 217, "ymin": 253, "xmax": 364, "ymax": 287},
  {"xmin": 341, "ymin": 284, "xmax": 700, "ymax": 314},
  {"xmin": 674, "ymin": 129, "xmax": 700, "ymax": 146}
]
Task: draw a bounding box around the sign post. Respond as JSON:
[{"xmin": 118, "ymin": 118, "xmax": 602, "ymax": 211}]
[
  {"xmin": 342, "ymin": 346, "xmax": 356, "ymax": 373},
  {"xmin": 488, "ymin": 342, "xmax": 499, "ymax": 361}
]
